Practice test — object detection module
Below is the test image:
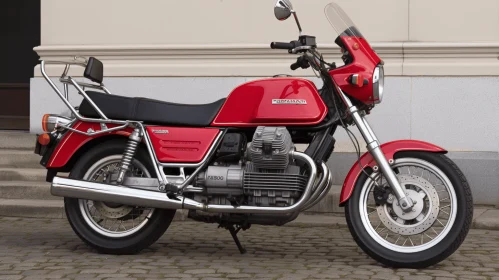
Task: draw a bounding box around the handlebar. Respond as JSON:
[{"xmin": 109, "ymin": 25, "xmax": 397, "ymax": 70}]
[
  {"xmin": 270, "ymin": 36, "xmax": 333, "ymax": 72},
  {"xmin": 270, "ymin": 42, "xmax": 294, "ymax": 50},
  {"xmin": 270, "ymin": 40, "xmax": 303, "ymax": 50}
]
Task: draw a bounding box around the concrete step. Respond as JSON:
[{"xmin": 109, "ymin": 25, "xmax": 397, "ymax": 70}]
[
  {"xmin": 0, "ymin": 131, "xmax": 35, "ymax": 150},
  {"xmin": 0, "ymin": 181, "xmax": 59, "ymax": 200},
  {"xmin": 0, "ymin": 198, "xmax": 185, "ymax": 221},
  {"xmin": 0, "ymin": 199, "xmax": 64, "ymax": 219},
  {"xmin": 304, "ymin": 185, "xmax": 343, "ymax": 214},
  {"xmin": 0, "ymin": 168, "xmax": 47, "ymax": 182},
  {"xmin": 0, "ymin": 150, "xmax": 43, "ymax": 168}
]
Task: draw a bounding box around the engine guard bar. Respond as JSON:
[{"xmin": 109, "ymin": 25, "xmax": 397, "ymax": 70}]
[{"xmin": 51, "ymin": 151, "xmax": 331, "ymax": 214}]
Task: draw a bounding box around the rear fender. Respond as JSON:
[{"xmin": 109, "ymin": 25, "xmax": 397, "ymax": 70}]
[
  {"xmin": 47, "ymin": 121, "xmax": 133, "ymax": 169},
  {"xmin": 339, "ymin": 140, "xmax": 447, "ymax": 205}
]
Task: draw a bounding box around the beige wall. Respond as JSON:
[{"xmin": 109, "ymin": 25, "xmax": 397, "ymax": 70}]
[{"xmin": 36, "ymin": 0, "xmax": 499, "ymax": 77}]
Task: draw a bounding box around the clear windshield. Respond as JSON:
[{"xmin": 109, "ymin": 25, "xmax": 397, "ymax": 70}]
[{"xmin": 324, "ymin": 1, "xmax": 363, "ymax": 39}]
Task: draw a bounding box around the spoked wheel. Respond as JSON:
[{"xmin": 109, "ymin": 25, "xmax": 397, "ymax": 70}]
[
  {"xmin": 64, "ymin": 141, "xmax": 176, "ymax": 254},
  {"xmin": 78, "ymin": 156, "xmax": 154, "ymax": 238},
  {"xmin": 345, "ymin": 151, "xmax": 473, "ymax": 268}
]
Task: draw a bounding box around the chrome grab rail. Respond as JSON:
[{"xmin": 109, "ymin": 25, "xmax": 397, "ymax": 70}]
[{"xmin": 40, "ymin": 59, "xmax": 128, "ymax": 130}]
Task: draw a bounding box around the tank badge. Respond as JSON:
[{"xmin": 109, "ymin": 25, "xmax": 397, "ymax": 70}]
[
  {"xmin": 152, "ymin": 129, "xmax": 169, "ymax": 134},
  {"xmin": 271, "ymin": 99, "xmax": 307, "ymax": 105}
]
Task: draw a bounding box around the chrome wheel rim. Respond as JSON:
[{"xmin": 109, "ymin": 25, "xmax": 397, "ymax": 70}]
[
  {"xmin": 78, "ymin": 155, "xmax": 155, "ymax": 238},
  {"xmin": 359, "ymin": 158, "xmax": 457, "ymax": 253}
]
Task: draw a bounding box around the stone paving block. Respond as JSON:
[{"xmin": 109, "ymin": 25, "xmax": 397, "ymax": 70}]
[{"xmin": 0, "ymin": 218, "xmax": 498, "ymax": 279}]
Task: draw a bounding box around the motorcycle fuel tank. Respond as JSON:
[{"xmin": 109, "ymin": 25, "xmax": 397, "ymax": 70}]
[{"xmin": 211, "ymin": 77, "xmax": 327, "ymax": 127}]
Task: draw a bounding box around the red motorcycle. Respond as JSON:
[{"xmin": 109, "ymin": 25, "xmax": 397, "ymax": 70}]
[{"xmin": 35, "ymin": 0, "xmax": 472, "ymax": 268}]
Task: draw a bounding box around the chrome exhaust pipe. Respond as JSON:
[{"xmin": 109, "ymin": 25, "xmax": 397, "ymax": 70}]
[
  {"xmin": 301, "ymin": 162, "xmax": 332, "ymax": 210},
  {"xmin": 302, "ymin": 169, "xmax": 333, "ymax": 211},
  {"xmin": 51, "ymin": 151, "xmax": 318, "ymax": 214},
  {"xmin": 51, "ymin": 177, "xmax": 203, "ymax": 210}
]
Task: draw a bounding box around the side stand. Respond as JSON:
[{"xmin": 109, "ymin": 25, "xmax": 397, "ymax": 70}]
[
  {"xmin": 219, "ymin": 223, "xmax": 248, "ymax": 254},
  {"xmin": 228, "ymin": 225, "xmax": 246, "ymax": 254}
]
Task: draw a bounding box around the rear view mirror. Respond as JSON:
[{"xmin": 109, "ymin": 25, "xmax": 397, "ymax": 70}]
[{"xmin": 274, "ymin": 0, "xmax": 293, "ymax": 21}]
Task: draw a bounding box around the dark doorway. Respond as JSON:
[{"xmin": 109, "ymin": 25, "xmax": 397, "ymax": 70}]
[{"xmin": 0, "ymin": 1, "xmax": 40, "ymax": 130}]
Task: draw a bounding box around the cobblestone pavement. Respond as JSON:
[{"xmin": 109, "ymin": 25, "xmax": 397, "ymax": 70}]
[{"xmin": 0, "ymin": 217, "xmax": 498, "ymax": 280}]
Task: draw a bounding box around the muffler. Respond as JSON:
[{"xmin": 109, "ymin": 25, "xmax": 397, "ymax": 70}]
[
  {"xmin": 51, "ymin": 177, "xmax": 203, "ymax": 210},
  {"xmin": 51, "ymin": 151, "xmax": 320, "ymax": 214}
]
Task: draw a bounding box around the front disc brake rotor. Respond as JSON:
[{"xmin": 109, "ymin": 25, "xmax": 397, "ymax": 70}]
[{"xmin": 377, "ymin": 174, "xmax": 440, "ymax": 235}]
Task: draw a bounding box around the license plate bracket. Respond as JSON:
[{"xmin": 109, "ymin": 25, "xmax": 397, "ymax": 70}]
[{"xmin": 34, "ymin": 135, "xmax": 41, "ymax": 155}]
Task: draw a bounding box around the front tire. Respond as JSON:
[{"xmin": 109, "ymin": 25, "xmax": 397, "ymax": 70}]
[
  {"xmin": 64, "ymin": 140, "xmax": 176, "ymax": 255},
  {"xmin": 345, "ymin": 151, "xmax": 473, "ymax": 268}
]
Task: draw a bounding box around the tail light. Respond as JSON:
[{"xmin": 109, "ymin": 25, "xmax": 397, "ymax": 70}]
[{"xmin": 41, "ymin": 114, "xmax": 72, "ymax": 132}]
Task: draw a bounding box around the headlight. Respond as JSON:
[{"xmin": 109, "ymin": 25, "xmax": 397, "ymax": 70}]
[{"xmin": 373, "ymin": 65, "xmax": 384, "ymax": 104}]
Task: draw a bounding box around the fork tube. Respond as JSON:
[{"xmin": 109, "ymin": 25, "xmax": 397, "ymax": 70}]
[{"xmin": 338, "ymin": 89, "xmax": 413, "ymax": 211}]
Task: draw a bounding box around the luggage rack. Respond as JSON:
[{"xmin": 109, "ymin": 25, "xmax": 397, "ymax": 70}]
[{"xmin": 40, "ymin": 56, "xmax": 136, "ymax": 136}]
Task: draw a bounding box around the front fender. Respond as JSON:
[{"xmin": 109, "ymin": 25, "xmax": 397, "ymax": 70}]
[{"xmin": 339, "ymin": 140, "xmax": 447, "ymax": 205}]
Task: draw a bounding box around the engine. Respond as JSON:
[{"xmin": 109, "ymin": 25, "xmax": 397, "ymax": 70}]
[{"xmin": 192, "ymin": 126, "xmax": 307, "ymax": 208}]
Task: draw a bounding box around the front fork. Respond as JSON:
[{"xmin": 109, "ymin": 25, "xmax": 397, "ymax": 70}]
[{"xmin": 338, "ymin": 89, "xmax": 414, "ymax": 211}]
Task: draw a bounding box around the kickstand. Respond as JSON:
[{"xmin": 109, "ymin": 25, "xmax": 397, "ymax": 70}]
[{"xmin": 228, "ymin": 225, "xmax": 247, "ymax": 254}]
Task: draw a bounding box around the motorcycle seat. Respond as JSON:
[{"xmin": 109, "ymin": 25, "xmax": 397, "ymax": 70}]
[{"xmin": 78, "ymin": 91, "xmax": 225, "ymax": 127}]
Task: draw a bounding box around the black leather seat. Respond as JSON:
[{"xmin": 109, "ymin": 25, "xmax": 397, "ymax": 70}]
[{"xmin": 79, "ymin": 91, "xmax": 225, "ymax": 127}]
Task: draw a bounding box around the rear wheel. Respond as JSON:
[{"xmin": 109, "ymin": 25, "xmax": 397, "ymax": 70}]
[
  {"xmin": 345, "ymin": 151, "xmax": 473, "ymax": 268},
  {"xmin": 64, "ymin": 140, "xmax": 176, "ymax": 254}
]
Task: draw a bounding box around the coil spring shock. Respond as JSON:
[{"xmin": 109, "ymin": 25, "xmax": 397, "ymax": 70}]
[{"xmin": 116, "ymin": 127, "xmax": 142, "ymax": 184}]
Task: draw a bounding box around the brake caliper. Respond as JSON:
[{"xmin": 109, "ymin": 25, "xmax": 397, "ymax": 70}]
[{"xmin": 373, "ymin": 185, "xmax": 391, "ymax": 205}]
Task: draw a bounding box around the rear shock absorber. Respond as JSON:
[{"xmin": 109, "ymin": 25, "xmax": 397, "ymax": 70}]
[{"xmin": 116, "ymin": 127, "xmax": 142, "ymax": 184}]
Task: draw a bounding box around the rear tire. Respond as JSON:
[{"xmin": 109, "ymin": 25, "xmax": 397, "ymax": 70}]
[
  {"xmin": 64, "ymin": 140, "xmax": 176, "ymax": 255},
  {"xmin": 345, "ymin": 151, "xmax": 472, "ymax": 268}
]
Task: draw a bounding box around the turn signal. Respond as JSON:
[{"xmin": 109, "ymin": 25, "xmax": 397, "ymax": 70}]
[
  {"xmin": 41, "ymin": 114, "xmax": 50, "ymax": 132},
  {"xmin": 38, "ymin": 133, "xmax": 51, "ymax": 146},
  {"xmin": 349, "ymin": 74, "xmax": 368, "ymax": 87}
]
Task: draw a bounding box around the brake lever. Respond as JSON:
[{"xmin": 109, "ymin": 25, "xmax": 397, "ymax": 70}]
[{"xmin": 288, "ymin": 45, "xmax": 313, "ymax": 54}]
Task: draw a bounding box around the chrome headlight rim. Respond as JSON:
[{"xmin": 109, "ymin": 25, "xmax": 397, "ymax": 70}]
[{"xmin": 373, "ymin": 65, "xmax": 384, "ymax": 104}]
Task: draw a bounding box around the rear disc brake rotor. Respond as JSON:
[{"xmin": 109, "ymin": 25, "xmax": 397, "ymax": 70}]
[{"xmin": 93, "ymin": 201, "xmax": 134, "ymax": 219}]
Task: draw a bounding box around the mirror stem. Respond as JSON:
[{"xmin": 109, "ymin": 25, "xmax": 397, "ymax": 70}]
[{"xmin": 292, "ymin": 11, "xmax": 303, "ymax": 35}]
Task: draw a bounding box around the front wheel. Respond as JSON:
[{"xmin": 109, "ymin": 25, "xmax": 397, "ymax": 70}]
[{"xmin": 345, "ymin": 151, "xmax": 473, "ymax": 268}]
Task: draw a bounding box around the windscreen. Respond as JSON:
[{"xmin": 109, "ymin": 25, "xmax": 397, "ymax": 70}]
[{"xmin": 324, "ymin": 1, "xmax": 364, "ymax": 40}]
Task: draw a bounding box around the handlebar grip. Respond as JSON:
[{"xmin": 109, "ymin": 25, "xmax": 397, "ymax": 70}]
[
  {"xmin": 270, "ymin": 42, "xmax": 294, "ymax": 49},
  {"xmin": 290, "ymin": 62, "xmax": 300, "ymax": 71}
]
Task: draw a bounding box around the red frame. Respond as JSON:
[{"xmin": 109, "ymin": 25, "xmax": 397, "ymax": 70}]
[
  {"xmin": 339, "ymin": 140, "xmax": 447, "ymax": 205},
  {"xmin": 329, "ymin": 36, "xmax": 381, "ymax": 105},
  {"xmin": 211, "ymin": 77, "xmax": 327, "ymax": 127}
]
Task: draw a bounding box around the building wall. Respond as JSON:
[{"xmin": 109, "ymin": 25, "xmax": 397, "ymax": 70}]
[{"xmin": 31, "ymin": 0, "xmax": 499, "ymax": 204}]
